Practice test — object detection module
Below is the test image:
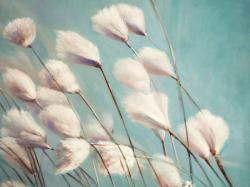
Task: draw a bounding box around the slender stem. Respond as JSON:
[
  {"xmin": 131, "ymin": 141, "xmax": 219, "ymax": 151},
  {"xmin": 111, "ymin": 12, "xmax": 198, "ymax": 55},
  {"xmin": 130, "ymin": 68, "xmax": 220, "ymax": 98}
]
[
  {"xmin": 77, "ymin": 91, "xmax": 135, "ymax": 187},
  {"xmin": 149, "ymin": 0, "xmax": 194, "ymax": 182},
  {"xmin": 0, "ymin": 163, "xmax": 11, "ymax": 180},
  {"xmin": 75, "ymin": 169, "xmax": 87, "ymax": 187},
  {"xmin": 168, "ymin": 129, "xmax": 214, "ymax": 187},
  {"xmin": 160, "ymin": 139, "xmax": 167, "ymax": 156},
  {"xmin": 0, "ymin": 89, "xmax": 11, "ymax": 109},
  {"xmin": 214, "ymin": 155, "xmax": 233, "ymax": 187},
  {"xmin": 99, "ymin": 66, "xmax": 147, "ymax": 187},
  {"xmin": 26, "ymin": 148, "xmax": 39, "ymax": 187},
  {"xmin": 79, "ymin": 167, "xmax": 97, "ymax": 186},
  {"xmin": 124, "ymin": 41, "xmax": 138, "ymax": 56},
  {"xmin": 91, "ymin": 160, "xmax": 100, "ymax": 187},
  {"xmin": 169, "ymin": 133, "xmax": 180, "ymax": 169},
  {"xmin": 33, "ymin": 149, "xmax": 46, "ymax": 187},
  {"xmin": 204, "ymin": 158, "xmax": 227, "ymax": 186}
]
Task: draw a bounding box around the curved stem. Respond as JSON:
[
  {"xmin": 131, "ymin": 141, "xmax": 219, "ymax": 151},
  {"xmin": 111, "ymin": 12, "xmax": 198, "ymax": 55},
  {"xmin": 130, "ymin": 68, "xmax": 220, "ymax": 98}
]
[
  {"xmin": 160, "ymin": 139, "xmax": 167, "ymax": 156},
  {"xmin": 169, "ymin": 133, "xmax": 180, "ymax": 169},
  {"xmin": 99, "ymin": 66, "xmax": 147, "ymax": 187},
  {"xmin": 214, "ymin": 155, "xmax": 233, "ymax": 187}
]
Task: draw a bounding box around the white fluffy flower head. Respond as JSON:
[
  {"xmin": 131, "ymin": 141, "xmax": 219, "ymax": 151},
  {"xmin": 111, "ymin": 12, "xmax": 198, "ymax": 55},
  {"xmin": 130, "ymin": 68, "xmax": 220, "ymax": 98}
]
[
  {"xmin": 114, "ymin": 58, "xmax": 150, "ymax": 92},
  {"xmin": 39, "ymin": 104, "xmax": 81, "ymax": 138},
  {"xmin": 123, "ymin": 92, "xmax": 171, "ymax": 131},
  {"xmin": 39, "ymin": 59, "xmax": 80, "ymax": 93},
  {"xmin": 92, "ymin": 6, "xmax": 128, "ymax": 42},
  {"xmin": 55, "ymin": 138, "xmax": 90, "ymax": 174},
  {"xmin": 137, "ymin": 47, "xmax": 174, "ymax": 77},
  {"xmin": 2, "ymin": 108, "xmax": 50, "ymax": 149},
  {"xmin": 116, "ymin": 3, "xmax": 146, "ymax": 35},
  {"xmin": 3, "ymin": 68, "xmax": 36, "ymax": 101},
  {"xmin": 151, "ymin": 154, "xmax": 182, "ymax": 187},
  {"xmin": 56, "ymin": 30, "xmax": 101, "ymax": 67},
  {"xmin": 3, "ymin": 17, "xmax": 36, "ymax": 47}
]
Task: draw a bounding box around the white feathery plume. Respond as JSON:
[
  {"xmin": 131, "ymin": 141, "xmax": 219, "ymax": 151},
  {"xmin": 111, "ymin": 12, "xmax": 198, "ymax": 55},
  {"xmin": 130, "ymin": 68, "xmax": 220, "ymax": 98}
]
[
  {"xmin": 84, "ymin": 113, "xmax": 113, "ymax": 142},
  {"xmin": 1, "ymin": 108, "xmax": 51, "ymax": 149},
  {"xmin": 3, "ymin": 68, "xmax": 36, "ymax": 101},
  {"xmin": 188, "ymin": 110, "xmax": 229, "ymax": 155},
  {"xmin": 56, "ymin": 30, "xmax": 101, "ymax": 67},
  {"xmin": 123, "ymin": 91, "xmax": 171, "ymax": 131},
  {"xmin": 151, "ymin": 154, "xmax": 182, "ymax": 187},
  {"xmin": 36, "ymin": 86, "xmax": 69, "ymax": 108},
  {"xmin": 95, "ymin": 141, "xmax": 136, "ymax": 176},
  {"xmin": 39, "ymin": 104, "xmax": 81, "ymax": 138},
  {"xmin": 116, "ymin": 3, "xmax": 146, "ymax": 36},
  {"xmin": 91, "ymin": 6, "xmax": 129, "ymax": 42},
  {"xmin": 3, "ymin": 17, "xmax": 36, "ymax": 48},
  {"xmin": 178, "ymin": 124, "xmax": 210, "ymax": 159},
  {"xmin": 39, "ymin": 59, "xmax": 80, "ymax": 93},
  {"xmin": 55, "ymin": 138, "xmax": 90, "ymax": 174},
  {"xmin": 0, "ymin": 180, "xmax": 26, "ymax": 187},
  {"xmin": 0, "ymin": 137, "xmax": 34, "ymax": 174},
  {"xmin": 137, "ymin": 47, "xmax": 174, "ymax": 77},
  {"xmin": 113, "ymin": 58, "xmax": 150, "ymax": 92}
]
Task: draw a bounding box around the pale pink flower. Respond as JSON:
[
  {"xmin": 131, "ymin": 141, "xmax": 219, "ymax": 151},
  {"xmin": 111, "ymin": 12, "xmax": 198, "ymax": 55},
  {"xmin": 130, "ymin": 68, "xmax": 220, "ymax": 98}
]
[
  {"xmin": 2, "ymin": 108, "xmax": 50, "ymax": 149},
  {"xmin": 39, "ymin": 59, "xmax": 80, "ymax": 93},
  {"xmin": 39, "ymin": 104, "xmax": 81, "ymax": 138},
  {"xmin": 123, "ymin": 92, "xmax": 171, "ymax": 131},
  {"xmin": 3, "ymin": 68, "xmax": 36, "ymax": 101},
  {"xmin": 116, "ymin": 3, "xmax": 146, "ymax": 35},
  {"xmin": 151, "ymin": 154, "xmax": 182, "ymax": 187},
  {"xmin": 113, "ymin": 58, "xmax": 150, "ymax": 92},
  {"xmin": 3, "ymin": 17, "xmax": 36, "ymax": 47},
  {"xmin": 91, "ymin": 6, "xmax": 128, "ymax": 42},
  {"xmin": 56, "ymin": 30, "xmax": 101, "ymax": 67},
  {"xmin": 137, "ymin": 47, "xmax": 174, "ymax": 77},
  {"xmin": 55, "ymin": 138, "xmax": 90, "ymax": 174}
]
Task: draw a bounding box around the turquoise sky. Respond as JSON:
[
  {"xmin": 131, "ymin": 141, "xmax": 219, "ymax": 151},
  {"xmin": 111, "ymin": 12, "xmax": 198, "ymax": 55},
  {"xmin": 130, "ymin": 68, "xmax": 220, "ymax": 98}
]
[{"xmin": 0, "ymin": 0, "xmax": 249, "ymax": 186}]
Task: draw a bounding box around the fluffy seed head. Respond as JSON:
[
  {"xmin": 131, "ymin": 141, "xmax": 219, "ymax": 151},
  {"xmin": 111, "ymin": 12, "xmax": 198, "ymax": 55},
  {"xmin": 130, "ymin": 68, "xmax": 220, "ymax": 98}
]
[
  {"xmin": 95, "ymin": 141, "xmax": 136, "ymax": 176},
  {"xmin": 56, "ymin": 30, "xmax": 101, "ymax": 67},
  {"xmin": 151, "ymin": 154, "xmax": 182, "ymax": 187},
  {"xmin": 137, "ymin": 47, "xmax": 174, "ymax": 77},
  {"xmin": 84, "ymin": 113, "xmax": 113, "ymax": 142},
  {"xmin": 188, "ymin": 110, "xmax": 229, "ymax": 155},
  {"xmin": 178, "ymin": 124, "xmax": 210, "ymax": 159},
  {"xmin": 2, "ymin": 108, "xmax": 50, "ymax": 149},
  {"xmin": 0, "ymin": 180, "xmax": 26, "ymax": 187},
  {"xmin": 39, "ymin": 104, "xmax": 81, "ymax": 138},
  {"xmin": 3, "ymin": 17, "xmax": 36, "ymax": 47},
  {"xmin": 39, "ymin": 59, "xmax": 80, "ymax": 93},
  {"xmin": 123, "ymin": 92, "xmax": 171, "ymax": 130},
  {"xmin": 116, "ymin": 3, "xmax": 146, "ymax": 35},
  {"xmin": 113, "ymin": 58, "xmax": 150, "ymax": 92},
  {"xmin": 3, "ymin": 68, "xmax": 36, "ymax": 101},
  {"xmin": 55, "ymin": 138, "xmax": 90, "ymax": 174},
  {"xmin": 0, "ymin": 137, "xmax": 35, "ymax": 174},
  {"xmin": 36, "ymin": 86, "xmax": 69, "ymax": 109},
  {"xmin": 91, "ymin": 6, "xmax": 128, "ymax": 42}
]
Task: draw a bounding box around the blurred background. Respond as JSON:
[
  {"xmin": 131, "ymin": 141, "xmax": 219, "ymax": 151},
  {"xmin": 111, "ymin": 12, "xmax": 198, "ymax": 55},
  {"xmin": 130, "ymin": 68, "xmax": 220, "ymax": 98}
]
[{"xmin": 0, "ymin": 0, "xmax": 249, "ymax": 186}]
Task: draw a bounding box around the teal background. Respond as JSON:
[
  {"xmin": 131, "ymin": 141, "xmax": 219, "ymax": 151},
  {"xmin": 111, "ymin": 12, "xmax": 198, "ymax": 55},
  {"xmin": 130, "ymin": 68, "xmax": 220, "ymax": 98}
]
[{"xmin": 0, "ymin": 0, "xmax": 249, "ymax": 186}]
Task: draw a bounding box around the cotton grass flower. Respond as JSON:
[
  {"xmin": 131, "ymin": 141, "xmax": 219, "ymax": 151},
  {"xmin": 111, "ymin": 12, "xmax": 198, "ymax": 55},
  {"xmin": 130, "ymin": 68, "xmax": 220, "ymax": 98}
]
[
  {"xmin": 0, "ymin": 180, "xmax": 26, "ymax": 187},
  {"xmin": 95, "ymin": 141, "xmax": 136, "ymax": 176},
  {"xmin": 3, "ymin": 68, "xmax": 36, "ymax": 101},
  {"xmin": 3, "ymin": 17, "xmax": 36, "ymax": 48},
  {"xmin": 56, "ymin": 30, "xmax": 101, "ymax": 67},
  {"xmin": 35, "ymin": 86, "xmax": 69, "ymax": 108},
  {"xmin": 116, "ymin": 3, "xmax": 146, "ymax": 36},
  {"xmin": 123, "ymin": 92, "xmax": 171, "ymax": 131},
  {"xmin": 151, "ymin": 154, "xmax": 182, "ymax": 187},
  {"xmin": 137, "ymin": 47, "xmax": 174, "ymax": 77},
  {"xmin": 0, "ymin": 137, "xmax": 34, "ymax": 174},
  {"xmin": 113, "ymin": 58, "xmax": 150, "ymax": 92},
  {"xmin": 178, "ymin": 124, "xmax": 210, "ymax": 159},
  {"xmin": 187, "ymin": 110, "xmax": 229, "ymax": 156},
  {"xmin": 55, "ymin": 138, "xmax": 90, "ymax": 174},
  {"xmin": 39, "ymin": 59, "xmax": 80, "ymax": 93},
  {"xmin": 1, "ymin": 108, "xmax": 50, "ymax": 149},
  {"xmin": 84, "ymin": 113, "xmax": 113, "ymax": 142},
  {"xmin": 39, "ymin": 104, "xmax": 81, "ymax": 138},
  {"xmin": 91, "ymin": 6, "xmax": 128, "ymax": 42}
]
